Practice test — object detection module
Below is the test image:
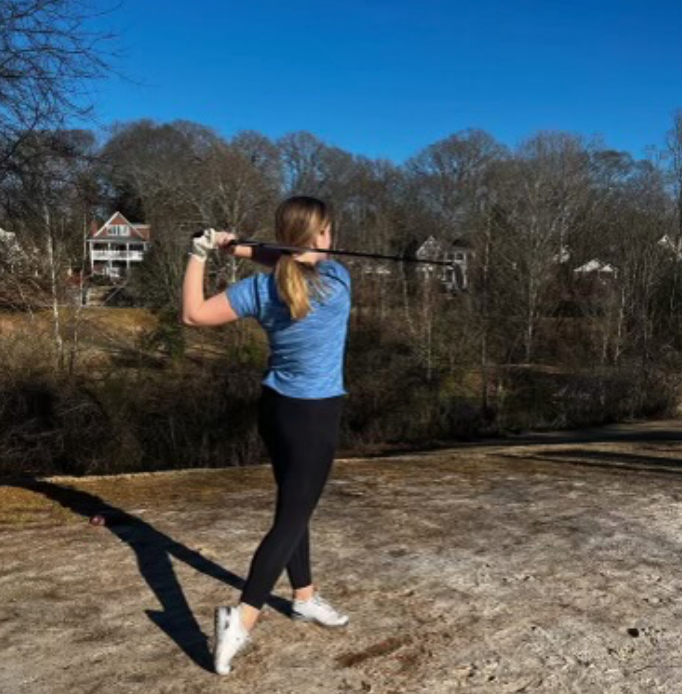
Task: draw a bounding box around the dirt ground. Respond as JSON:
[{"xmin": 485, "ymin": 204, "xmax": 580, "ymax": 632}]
[{"xmin": 3, "ymin": 421, "xmax": 682, "ymax": 694}]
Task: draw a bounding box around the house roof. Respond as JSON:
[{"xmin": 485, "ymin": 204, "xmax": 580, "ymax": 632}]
[
  {"xmin": 0, "ymin": 227, "xmax": 34, "ymax": 262},
  {"xmin": 0, "ymin": 227, "xmax": 21, "ymax": 250},
  {"xmin": 658, "ymin": 235, "xmax": 682, "ymax": 259},
  {"xmin": 415, "ymin": 235, "xmax": 473, "ymax": 258},
  {"xmin": 573, "ymin": 259, "xmax": 616, "ymax": 274},
  {"xmin": 89, "ymin": 212, "xmax": 151, "ymax": 242}
]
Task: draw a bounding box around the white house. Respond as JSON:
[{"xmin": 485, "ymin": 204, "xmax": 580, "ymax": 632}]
[
  {"xmin": 359, "ymin": 261, "xmax": 392, "ymax": 277},
  {"xmin": 0, "ymin": 228, "xmax": 25, "ymax": 265},
  {"xmin": 553, "ymin": 245, "xmax": 571, "ymax": 264},
  {"xmin": 415, "ymin": 235, "xmax": 472, "ymax": 292},
  {"xmin": 88, "ymin": 212, "xmax": 151, "ymax": 280},
  {"xmin": 0, "ymin": 228, "xmax": 39, "ymax": 274},
  {"xmin": 658, "ymin": 234, "xmax": 682, "ymax": 260},
  {"xmin": 573, "ymin": 259, "xmax": 617, "ymax": 278}
]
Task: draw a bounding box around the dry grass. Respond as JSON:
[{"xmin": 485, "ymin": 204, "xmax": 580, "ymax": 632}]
[{"xmin": 0, "ymin": 466, "xmax": 274, "ymax": 528}]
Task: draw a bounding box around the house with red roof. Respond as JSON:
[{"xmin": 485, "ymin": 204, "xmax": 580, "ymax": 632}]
[{"xmin": 87, "ymin": 212, "xmax": 151, "ymax": 280}]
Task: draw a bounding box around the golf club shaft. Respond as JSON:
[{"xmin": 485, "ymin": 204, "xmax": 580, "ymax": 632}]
[{"xmin": 230, "ymin": 239, "xmax": 456, "ymax": 267}]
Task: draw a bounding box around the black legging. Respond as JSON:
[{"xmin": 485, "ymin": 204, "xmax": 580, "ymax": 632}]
[{"xmin": 240, "ymin": 385, "xmax": 344, "ymax": 610}]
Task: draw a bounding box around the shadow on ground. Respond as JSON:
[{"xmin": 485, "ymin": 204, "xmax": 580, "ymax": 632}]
[
  {"xmin": 499, "ymin": 447, "xmax": 682, "ymax": 478},
  {"xmin": 348, "ymin": 419, "xmax": 682, "ymax": 462},
  {"xmin": 0, "ymin": 479, "xmax": 291, "ymax": 673}
]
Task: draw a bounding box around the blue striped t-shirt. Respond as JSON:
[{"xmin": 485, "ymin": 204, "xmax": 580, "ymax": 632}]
[{"xmin": 225, "ymin": 260, "xmax": 351, "ymax": 399}]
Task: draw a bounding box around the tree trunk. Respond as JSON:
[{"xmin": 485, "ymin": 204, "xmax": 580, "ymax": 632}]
[{"xmin": 45, "ymin": 208, "xmax": 65, "ymax": 372}]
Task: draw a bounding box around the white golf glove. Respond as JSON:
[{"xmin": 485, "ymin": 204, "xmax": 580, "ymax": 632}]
[{"xmin": 189, "ymin": 228, "xmax": 217, "ymax": 262}]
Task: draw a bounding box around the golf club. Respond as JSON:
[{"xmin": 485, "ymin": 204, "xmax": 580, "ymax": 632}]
[{"xmin": 225, "ymin": 238, "xmax": 458, "ymax": 267}]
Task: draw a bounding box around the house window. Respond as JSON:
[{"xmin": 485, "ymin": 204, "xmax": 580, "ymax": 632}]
[
  {"xmin": 454, "ymin": 252, "xmax": 465, "ymax": 261},
  {"xmin": 108, "ymin": 224, "xmax": 128, "ymax": 237}
]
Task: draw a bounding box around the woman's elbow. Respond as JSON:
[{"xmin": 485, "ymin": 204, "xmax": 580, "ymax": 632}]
[{"xmin": 181, "ymin": 311, "xmax": 199, "ymax": 326}]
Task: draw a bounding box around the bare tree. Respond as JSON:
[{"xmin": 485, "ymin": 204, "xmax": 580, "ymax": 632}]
[
  {"xmin": 664, "ymin": 111, "xmax": 682, "ymax": 321},
  {"xmin": 405, "ymin": 129, "xmax": 506, "ymax": 237},
  {"xmin": 0, "ymin": 129, "xmax": 99, "ymax": 371},
  {"xmin": 0, "ymin": 0, "xmax": 113, "ymax": 174},
  {"xmin": 102, "ymin": 120, "xmax": 283, "ymax": 309},
  {"xmin": 277, "ymin": 131, "xmax": 328, "ymax": 195},
  {"xmin": 493, "ymin": 132, "xmax": 593, "ymax": 362}
]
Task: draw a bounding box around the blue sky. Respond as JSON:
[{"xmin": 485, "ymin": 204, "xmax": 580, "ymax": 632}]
[{"xmin": 87, "ymin": 0, "xmax": 682, "ymax": 162}]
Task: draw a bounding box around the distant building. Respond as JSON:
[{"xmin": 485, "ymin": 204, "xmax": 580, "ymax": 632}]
[
  {"xmin": 88, "ymin": 212, "xmax": 151, "ymax": 280},
  {"xmin": 553, "ymin": 245, "xmax": 571, "ymax": 264},
  {"xmin": 573, "ymin": 259, "xmax": 617, "ymax": 278},
  {"xmin": 343, "ymin": 235, "xmax": 472, "ymax": 291},
  {"xmin": 0, "ymin": 228, "xmax": 26, "ymax": 267},
  {"xmin": 415, "ymin": 235, "xmax": 472, "ymax": 292},
  {"xmin": 359, "ymin": 261, "xmax": 392, "ymax": 277},
  {"xmin": 658, "ymin": 234, "xmax": 682, "ymax": 260}
]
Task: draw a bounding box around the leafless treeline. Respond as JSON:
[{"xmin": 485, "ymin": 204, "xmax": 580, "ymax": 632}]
[
  {"xmin": 4, "ymin": 118, "xmax": 682, "ymax": 370},
  {"xmin": 1, "ymin": 0, "xmax": 682, "ymax": 473}
]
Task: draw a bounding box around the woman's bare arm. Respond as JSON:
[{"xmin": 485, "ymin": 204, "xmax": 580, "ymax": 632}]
[
  {"xmin": 231, "ymin": 242, "xmax": 281, "ymax": 268},
  {"xmin": 182, "ymin": 255, "xmax": 239, "ymax": 327},
  {"xmin": 181, "ymin": 231, "xmax": 280, "ymax": 327}
]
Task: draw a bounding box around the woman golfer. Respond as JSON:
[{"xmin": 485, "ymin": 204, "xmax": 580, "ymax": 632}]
[{"xmin": 182, "ymin": 195, "xmax": 351, "ymax": 676}]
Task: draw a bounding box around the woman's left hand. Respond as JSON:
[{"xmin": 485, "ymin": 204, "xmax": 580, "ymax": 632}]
[{"xmin": 215, "ymin": 231, "xmax": 239, "ymax": 254}]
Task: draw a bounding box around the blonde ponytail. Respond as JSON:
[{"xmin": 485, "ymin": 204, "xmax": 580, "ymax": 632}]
[
  {"xmin": 273, "ymin": 196, "xmax": 334, "ymax": 320},
  {"xmin": 274, "ymin": 255, "xmax": 329, "ymax": 320}
]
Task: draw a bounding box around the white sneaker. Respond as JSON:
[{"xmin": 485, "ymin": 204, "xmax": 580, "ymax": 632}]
[
  {"xmin": 291, "ymin": 593, "xmax": 350, "ymax": 628},
  {"xmin": 214, "ymin": 605, "xmax": 252, "ymax": 675}
]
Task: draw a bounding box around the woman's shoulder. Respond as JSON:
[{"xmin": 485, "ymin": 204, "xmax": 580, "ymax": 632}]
[
  {"xmin": 232, "ymin": 270, "xmax": 272, "ymax": 292},
  {"xmin": 318, "ymin": 259, "xmax": 351, "ymax": 286},
  {"xmin": 228, "ymin": 271, "xmax": 277, "ymax": 305}
]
